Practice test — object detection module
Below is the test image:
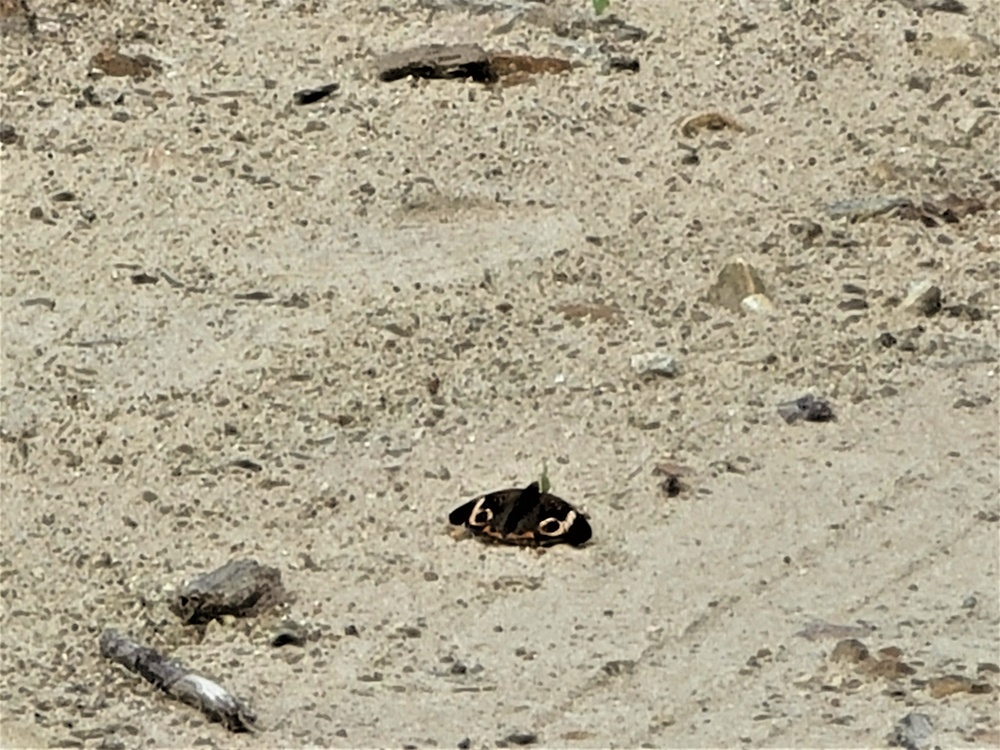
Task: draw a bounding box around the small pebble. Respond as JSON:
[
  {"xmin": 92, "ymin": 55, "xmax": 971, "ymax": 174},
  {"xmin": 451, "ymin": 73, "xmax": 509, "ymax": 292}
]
[
  {"xmin": 630, "ymin": 352, "xmax": 679, "ymax": 378},
  {"xmin": 903, "ymin": 281, "xmax": 942, "ymax": 317},
  {"xmin": 778, "ymin": 395, "xmax": 835, "ymax": 424},
  {"xmin": 888, "ymin": 712, "xmax": 933, "ymax": 750}
]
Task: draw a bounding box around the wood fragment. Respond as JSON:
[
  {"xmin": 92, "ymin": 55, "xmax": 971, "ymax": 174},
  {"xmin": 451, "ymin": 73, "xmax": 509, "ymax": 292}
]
[
  {"xmin": 100, "ymin": 629, "xmax": 256, "ymax": 732},
  {"xmin": 171, "ymin": 558, "xmax": 287, "ymax": 625}
]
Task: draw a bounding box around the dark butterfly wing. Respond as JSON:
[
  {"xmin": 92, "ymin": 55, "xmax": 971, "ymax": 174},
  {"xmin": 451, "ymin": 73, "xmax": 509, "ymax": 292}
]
[
  {"xmin": 448, "ymin": 497, "xmax": 480, "ymax": 527},
  {"xmin": 534, "ymin": 492, "xmax": 592, "ymax": 547},
  {"xmin": 499, "ymin": 482, "xmax": 541, "ymax": 536},
  {"xmin": 449, "ymin": 482, "xmax": 591, "ymax": 547},
  {"xmin": 448, "ymin": 489, "xmax": 520, "ymax": 529}
]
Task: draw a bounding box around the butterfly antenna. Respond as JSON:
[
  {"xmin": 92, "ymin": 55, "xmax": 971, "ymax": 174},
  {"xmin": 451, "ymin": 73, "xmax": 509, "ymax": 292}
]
[{"xmin": 540, "ymin": 460, "xmax": 551, "ymax": 495}]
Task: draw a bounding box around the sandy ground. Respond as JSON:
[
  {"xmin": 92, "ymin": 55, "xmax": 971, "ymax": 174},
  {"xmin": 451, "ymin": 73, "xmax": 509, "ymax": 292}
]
[{"xmin": 2, "ymin": 0, "xmax": 999, "ymax": 747}]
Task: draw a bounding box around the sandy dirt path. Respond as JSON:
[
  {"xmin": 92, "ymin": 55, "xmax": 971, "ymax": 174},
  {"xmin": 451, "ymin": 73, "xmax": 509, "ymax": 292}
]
[{"xmin": 2, "ymin": 0, "xmax": 998, "ymax": 747}]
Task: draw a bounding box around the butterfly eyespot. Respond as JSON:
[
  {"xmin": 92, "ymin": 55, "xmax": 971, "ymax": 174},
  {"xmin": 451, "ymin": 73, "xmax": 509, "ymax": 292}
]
[
  {"xmin": 472, "ymin": 507, "xmax": 493, "ymax": 525},
  {"xmin": 538, "ymin": 518, "xmax": 565, "ymax": 536}
]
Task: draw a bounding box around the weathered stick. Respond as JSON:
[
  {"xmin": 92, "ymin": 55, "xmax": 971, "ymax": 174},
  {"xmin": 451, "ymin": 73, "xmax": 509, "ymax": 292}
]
[{"xmin": 100, "ymin": 629, "xmax": 256, "ymax": 732}]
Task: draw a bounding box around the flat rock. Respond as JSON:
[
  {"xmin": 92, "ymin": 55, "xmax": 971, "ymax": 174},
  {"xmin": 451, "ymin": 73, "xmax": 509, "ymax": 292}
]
[
  {"xmin": 377, "ymin": 43, "xmax": 494, "ymax": 83},
  {"xmin": 170, "ymin": 558, "xmax": 287, "ymax": 625}
]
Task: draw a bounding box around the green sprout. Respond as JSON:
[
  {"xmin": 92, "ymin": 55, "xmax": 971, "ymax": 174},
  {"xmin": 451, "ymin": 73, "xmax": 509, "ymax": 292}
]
[
  {"xmin": 592, "ymin": 0, "xmax": 609, "ymax": 14},
  {"xmin": 540, "ymin": 461, "xmax": 551, "ymax": 495}
]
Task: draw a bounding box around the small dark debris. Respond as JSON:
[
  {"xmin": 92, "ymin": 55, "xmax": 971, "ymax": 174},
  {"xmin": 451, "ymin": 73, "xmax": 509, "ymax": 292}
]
[
  {"xmin": 458, "ymin": 739, "xmax": 471, "ymax": 750},
  {"xmin": 271, "ymin": 622, "xmax": 307, "ymax": 648},
  {"xmin": 51, "ymin": 190, "xmax": 76, "ymax": 202},
  {"xmin": 293, "ymin": 82, "xmax": 340, "ymax": 105},
  {"xmin": 344, "ymin": 624, "xmax": 360, "ymax": 636},
  {"xmin": 608, "ymin": 57, "xmax": 640, "ymax": 73},
  {"xmin": 943, "ymin": 303, "xmax": 984, "ymax": 321},
  {"xmin": 602, "ymin": 660, "xmax": 636, "ymax": 676},
  {"xmin": 878, "ymin": 332, "xmax": 898, "ymax": 348},
  {"xmin": 660, "ymin": 475, "xmax": 685, "ymax": 497},
  {"xmin": 778, "ymin": 395, "xmax": 834, "ymax": 424},
  {"xmin": 838, "ymin": 298, "xmax": 868, "ymax": 311},
  {"xmin": 22, "ymin": 297, "xmax": 55, "ymax": 310},
  {"xmin": 896, "ymin": 0, "xmax": 967, "ymax": 12},
  {"xmin": 953, "ymin": 397, "xmax": 989, "ymax": 409},
  {"xmin": 505, "ymin": 731, "xmax": 538, "ymax": 746},
  {"xmin": 80, "ymin": 85, "xmax": 101, "ymax": 106},
  {"xmin": 232, "ymin": 459, "xmax": 263, "ymax": 472},
  {"xmin": 678, "ymin": 145, "xmax": 699, "ymax": 165},
  {"xmin": 789, "ymin": 219, "xmax": 823, "ymax": 244},
  {"xmin": 234, "ymin": 291, "xmax": 273, "ymax": 301},
  {"xmin": 131, "ymin": 273, "xmax": 159, "ymax": 285},
  {"xmin": 0, "ymin": 122, "xmax": 18, "ymax": 145}
]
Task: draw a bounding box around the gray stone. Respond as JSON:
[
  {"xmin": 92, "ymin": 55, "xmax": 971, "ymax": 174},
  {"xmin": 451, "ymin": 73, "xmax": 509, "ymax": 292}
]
[
  {"xmin": 630, "ymin": 352, "xmax": 680, "ymax": 378},
  {"xmin": 888, "ymin": 712, "xmax": 933, "ymax": 750}
]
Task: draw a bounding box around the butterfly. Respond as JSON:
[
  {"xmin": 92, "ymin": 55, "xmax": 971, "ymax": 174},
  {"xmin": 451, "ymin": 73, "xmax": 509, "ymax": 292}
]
[{"xmin": 448, "ymin": 481, "xmax": 592, "ymax": 547}]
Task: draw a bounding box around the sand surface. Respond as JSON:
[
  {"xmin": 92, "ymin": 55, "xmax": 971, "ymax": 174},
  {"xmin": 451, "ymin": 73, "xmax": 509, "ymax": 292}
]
[{"xmin": 2, "ymin": 0, "xmax": 999, "ymax": 747}]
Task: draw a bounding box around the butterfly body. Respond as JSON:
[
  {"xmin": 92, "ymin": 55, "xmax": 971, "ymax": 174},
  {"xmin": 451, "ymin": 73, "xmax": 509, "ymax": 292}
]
[{"xmin": 449, "ymin": 482, "xmax": 591, "ymax": 547}]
